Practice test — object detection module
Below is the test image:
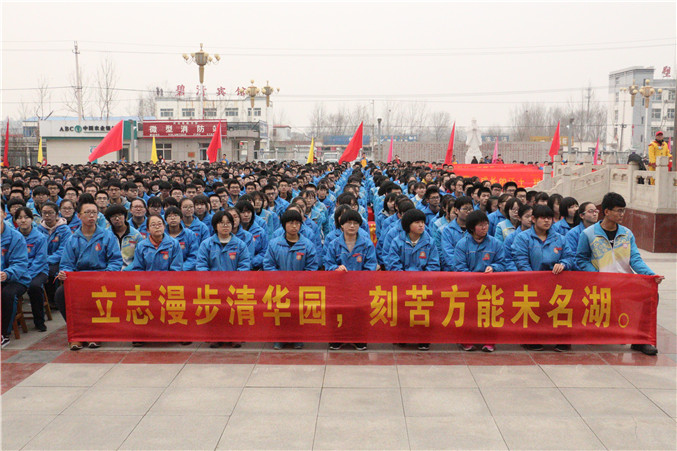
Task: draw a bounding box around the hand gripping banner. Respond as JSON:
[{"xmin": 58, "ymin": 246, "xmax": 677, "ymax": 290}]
[{"xmin": 65, "ymin": 271, "xmax": 658, "ymax": 344}]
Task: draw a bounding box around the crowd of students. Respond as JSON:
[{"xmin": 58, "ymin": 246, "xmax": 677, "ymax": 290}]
[{"xmin": 0, "ymin": 159, "xmax": 663, "ymax": 354}]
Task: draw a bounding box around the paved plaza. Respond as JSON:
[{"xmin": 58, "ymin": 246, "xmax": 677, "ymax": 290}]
[{"xmin": 1, "ymin": 250, "xmax": 675, "ymax": 450}]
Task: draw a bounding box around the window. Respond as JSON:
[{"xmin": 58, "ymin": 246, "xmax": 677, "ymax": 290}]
[
  {"xmin": 614, "ymin": 110, "xmax": 618, "ymax": 122},
  {"xmin": 182, "ymin": 108, "xmax": 195, "ymax": 118},
  {"xmin": 203, "ymin": 108, "xmax": 217, "ymax": 118},
  {"xmin": 652, "ymin": 109, "xmax": 661, "ymax": 119},
  {"xmin": 225, "ymin": 108, "xmax": 238, "ymax": 117},
  {"xmin": 247, "ymin": 108, "xmax": 262, "ymax": 117},
  {"xmin": 160, "ymin": 108, "xmax": 173, "ymax": 118},
  {"xmin": 655, "ymin": 92, "xmax": 662, "ymax": 102},
  {"xmin": 669, "ymin": 90, "xmax": 676, "ymax": 101},
  {"xmin": 156, "ymin": 143, "xmax": 172, "ymax": 160},
  {"xmin": 199, "ymin": 143, "xmax": 210, "ymax": 161},
  {"xmin": 667, "ymin": 108, "xmax": 675, "ymax": 119}
]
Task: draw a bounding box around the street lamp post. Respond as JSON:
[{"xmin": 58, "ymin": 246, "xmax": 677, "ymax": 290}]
[
  {"xmin": 260, "ymin": 81, "xmax": 279, "ymax": 154},
  {"xmin": 638, "ymin": 79, "xmax": 662, "ymax": 155},
  {"xmin": 377, "ymin": 117, "xmax": 382, "ymax": 161},
  {"xmin": 183, "ymin": 43, "xmax": 220, "ymax": 119},
  {"xmin": 567, "ymin": 118, "xmax": 574, "ymax": 162},
  {"xmin": 246, "ymin": 80, "xmax": 260, "ymax": 162}
]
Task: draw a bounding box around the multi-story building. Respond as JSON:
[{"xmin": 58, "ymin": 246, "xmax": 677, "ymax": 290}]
[{"xmin": 607, "ymin": 66, "xmax": 676, "ymax": 160}]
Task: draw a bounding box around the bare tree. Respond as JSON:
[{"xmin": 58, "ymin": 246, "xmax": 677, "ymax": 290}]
[
  {"xmin": 34, "ymin": 77, "xmax": 53, "ymax": 120},
  {"xmin": 134, "ymin": 86, "xmax": 158, "ymax": 120},
  {"xmin": 428, "ymin": 111, "xmax": 451, "ymax": 141},
  {"xmin": 96, "ymin": 56, "xmax": 118, "ymax": 121},
  {"xmin": 63, "ymin": 71, "xmax": 91, "ymax": 118}
]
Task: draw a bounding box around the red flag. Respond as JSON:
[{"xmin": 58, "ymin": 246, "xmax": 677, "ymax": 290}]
[
  {"xmin": 491, "ymin": 138, "xmax": 499, "ymax": 163},
  {"xmin": 444, "ymin": 122, "xmax": 455, "ymax": 165},
  {"xmin": 2, "ymin": 120, "xmax": 9, "ymax": 167},
  {"xmin": 338, "ymin": 122, "xmax": 363, "ymax": 164},
  {"xmin": 593, "ymin": 137, "xmax": 600, "ymax": 165},
  {"xmin": 549, "ymin": 121, "xmax": 561, "ymax": 161},
  {"xmin": 207, "ymin": 121, "xmax": 222, "ymax": 163},
  {"xmin": 88, "ymin": 120, "xmax": 124, "ymax": 162}
]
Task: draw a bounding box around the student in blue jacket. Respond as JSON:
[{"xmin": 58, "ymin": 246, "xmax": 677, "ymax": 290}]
[
  {"xmin": 56, "ymin": 195, "xmax": 123, "ymax": 351},
  {"xmin": 384, "ymin": 208, "xmax": 439, "ymax": 350},
  {"xmin": 325, "ymin": 209, "xmax": 377, "ymax": 351},
  {"xmin": 550, "ymin": 196, "xmax": 579, "ymax": 236},
  {"xmin": 440, "ymin": 196, "xmax": 473, "ymax": 271},
  {"xmin": 1, "ymin": 205, "xmax": 30, "ymax": 348},
  {"xmin": 502, "ymin": 204, "xmax": 533, "ymax": 272},
  {"xmin": 511, "ymin": 205, "xmax": 571, "ymax": 352},
  {"xmin": 164, "ymin": 207, "xmax": 198, "ymax": 271},
  {"xmin": 14, "ymin": 207, "xmax": 49, "ymax": 332},
  {"xmin": 264, "ymin": 209, "xmax": 319, "ymax": 350},
  {"xmin": 127, "ymin": 214, "xmax": 183, "ymax": 272},
  {"xmin": 453, "ymin": 210, "xmax": 505, "ymax": 353},
  {"xmin": 235, "ymin": 200, "xmax": 268, "ymax": 270},
  {"xmin": 180, "ymin": 197, "xmax": 210, "ymax": 245},
  {"xmin": 494, "ymin": 198, "xmax": 522, "ymax": 243},
  {"xmin": 196, "ymin": 210, "xmax": 251, "ymax": 272},
  {"xmin": 562, "ymin": 202, "xmax": 599, "ymax": 270},
  {"xmin": 37, "ymin": 202, "xmax": 71, "ymax": 307}
]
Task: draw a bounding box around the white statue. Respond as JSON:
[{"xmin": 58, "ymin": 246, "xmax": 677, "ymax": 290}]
[{"xmin": 465, "ymin": 118, "xmax": 483, "ymax": 164}]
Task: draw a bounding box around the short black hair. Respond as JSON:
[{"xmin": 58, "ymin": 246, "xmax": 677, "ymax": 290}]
[
  {"xmin": 104, "ymin": 204, "xmax": 128, "ymax": 221},
  {"xmin": 601, "ymin": 192, "xmax": 626, "ymax": 212},
  {"xmin": 211, "ymin": 210, "xmax": 234, "ymax": 232},
  {"xmin": 164, "ymin": 206, "xmax": 182, "ymax": 220},
  {"xmin": 339, "ymin": 209, "xmax": 363, "ymax": 226},
  {"xmin": 453, "ymin": 196, "xmax": 473, "ymax": 210},
  {"xmin": 280, "ymin": 209, "xmax": 304, "ymax": 227},
  {"xmin": 466, "ymin": 210, "xmax": 489, "ymax": 234},
  {"xmin": 532, "ymin": 205, "xmax": 555, "ymax": 219},
  {"xmin": 401, "ymin": 208, "xmax": 426, "ymax": 233}
]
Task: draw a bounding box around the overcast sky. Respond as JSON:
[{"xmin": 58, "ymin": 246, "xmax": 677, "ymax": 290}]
[{"xmin": 2, "ymin": 1, "xmax": 675, "ymax": 133}]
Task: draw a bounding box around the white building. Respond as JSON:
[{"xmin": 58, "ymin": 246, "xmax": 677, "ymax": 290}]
[{"xmin": 607, "ymin": 66, "xmax": 676, "ymax": 159}]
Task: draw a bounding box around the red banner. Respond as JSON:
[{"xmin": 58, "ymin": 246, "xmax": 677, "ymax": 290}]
[
  {"xmin": 141, "ymin": 120, "xmax": 227, "ymax": 139},
  {"xmin": 65, "ymin": 272, "xmax": 657, "ymax": 344},
  {"xmin": 451, "ymin": 164, "xmax": 543, "ymax": 188}
]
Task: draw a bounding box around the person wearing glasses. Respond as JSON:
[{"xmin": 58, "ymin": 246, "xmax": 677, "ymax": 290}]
[
  {"xmin": 56, "ymin": 194, "xmax": 123, "ymax": 351},
  {"xmin": 562, "ymin": 202, "xmax": 599, "ymax": 271},
  {"xmin": 576, "ymin": 192, "xmax": 664, "ymax": 356},
  {"xmin": 127, "ymin": 214, "xmax": 183, "ymax": 272},
  {"xmin": 37, "ymin": 202, "xmax": 72, "ymax": 307}
]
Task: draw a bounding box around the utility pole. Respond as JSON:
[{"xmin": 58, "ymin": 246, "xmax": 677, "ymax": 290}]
[{"xmin": 73, "ymin": 41, "xmax": 84, "ymax": 121}]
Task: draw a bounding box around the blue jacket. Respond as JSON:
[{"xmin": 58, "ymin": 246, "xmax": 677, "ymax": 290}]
[
  {"xmin": 196, "ymin": 234, "xmax": 251, "ymax": 271},
  {"xmin": 384, "ymin": 230, "xmax": 440, "ymax": 271},
  {"xmin": 419, "ymin": 204, "xmax": 439, "ymax": 227},
  {"xmin": 183, "ymin": 218, "xmax": 210, "ymax": 245},
  {"xmin": 440, "ymin": 219, "xmax": 468, "ymax": 271},
  {"xmin": 171, "ymin": 227, "xmax": 198, "ymax": 271},
  {"xmin": 575, "ymin": 222, "xmax": 653, "ymax": 275},
  {"xmin": 488, "ymin": 210, "xmax": 506, "ymax": 237},
  {"xmin": 130, "ymin": 218, "xmax": 149, "ymax": 239},
  {"xmin": 551, "ymin": 218, "xmax": 574, "ymax": 237},
  {"xmin": 127, "ymin": 234, "xmax": 183, "ymax": 271},
  {"xmin": 324, "ymin": 233, "xmax": 377, "ymax": 271},
  {"xmin": 563, "ymin": 222, "xmax": 586, "ymax": 271},
  {"xmin": 242, "ymin": 221, "xmax": 268, "ymax": 269},
  {"xmin": 502, "ymin": 226, "xmax": 527, "ymax": 272},
  {"xmin": 1, "ymin": 225, "xmax": 30, "ymax": 286},
  {"xmin": 195, "ymin": 212, "xmax": 214, "ymax": 235},
  {"xmin": 494, "ymin": 219, "xmax": 516, "ymax": 243},
  {"xmin": 60, "ymin": 226, "xmax": 123, "ymax": 272},
  {"xmin": 453, "ymin": 234, "xmax": 505, "ymax": 272},
  {"xmin": 263, "ymin": 234, "xmax": 319, "ymax": 271},
  {"xmin": 259, "ymin": 208, "xmax": 279, "ymax": 241},
  {"xmin": 323, "ymin": 227, "xmax": 371, "ymax": 258},
  {"xmin": 21, "ymin": 226, "xmax": 49, "ymax": 280},
  {"xmin": 37, "ymin": 219, "xmax": 72, "ymax": 267},
  {"xmin": 512, "ymin": 227, "xmax": 571, "ymax": 271},
  {"xmin": 274, "ymin": 197, "xmax": 290, "ymax": 216}
]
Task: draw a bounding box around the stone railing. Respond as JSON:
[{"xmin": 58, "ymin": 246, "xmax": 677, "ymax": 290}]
[{"xmin": 534, "ymin": 155, "xmax": 676, "ymax": 214}]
